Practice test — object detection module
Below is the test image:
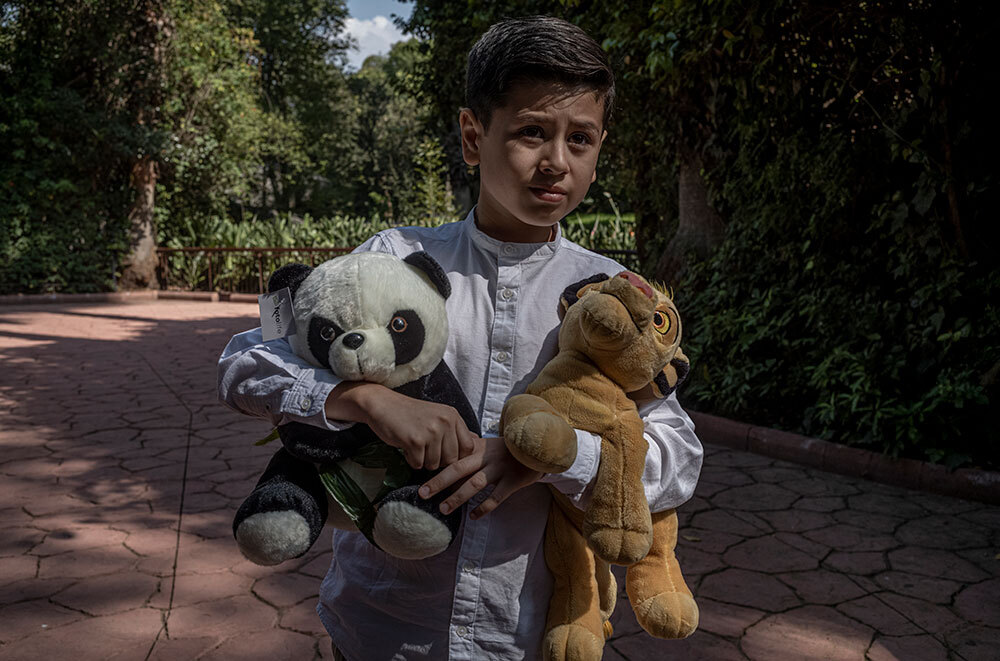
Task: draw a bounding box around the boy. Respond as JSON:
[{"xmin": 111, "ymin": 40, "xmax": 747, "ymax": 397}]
[{"xmin": 218, "ymin": 16, "xmax": 702, "ymax": 661}]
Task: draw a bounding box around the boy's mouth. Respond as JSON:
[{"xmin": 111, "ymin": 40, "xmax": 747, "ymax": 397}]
[{"xmin": 529, "ymin": 186, "xmax": 567, "ymax": 203}]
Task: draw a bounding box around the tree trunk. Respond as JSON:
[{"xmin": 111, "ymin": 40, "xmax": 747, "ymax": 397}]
[
  {"xmin": 119, "ymin": 156, "xmax": 159, "ymax": 289},
  {"xmin": 654, "ymin": 146, "xmax": 725, "ymax": 284}
]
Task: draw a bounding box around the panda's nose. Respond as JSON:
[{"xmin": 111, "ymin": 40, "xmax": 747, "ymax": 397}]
[{"xmin": 342, "ymin": 332, "xmax": 365, "ymax": 349}]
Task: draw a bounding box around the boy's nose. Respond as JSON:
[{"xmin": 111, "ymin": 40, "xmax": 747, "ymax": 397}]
[{"xmin": 540, "ymin": 141, "xmax": 569, "ymax": 175}]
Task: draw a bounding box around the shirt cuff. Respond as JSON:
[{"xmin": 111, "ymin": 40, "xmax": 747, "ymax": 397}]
[
  {"xmin": 279, "ymin": 370, "xmax": 355, "ymax": 431},
  {"xmin": 539, "ymin": 429, "xmax": 601, "ymax": 504}
]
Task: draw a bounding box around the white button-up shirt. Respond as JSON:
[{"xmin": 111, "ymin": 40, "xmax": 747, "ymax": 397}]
[{"xmin": 217, "ymin": 209, "xmax": 703, "ymax": 660}]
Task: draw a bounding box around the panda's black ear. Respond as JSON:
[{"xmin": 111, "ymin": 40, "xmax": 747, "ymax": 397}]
[
  {"xmin": 404, "ymin": 251, "xmax": 451, "ymax": 299},
  {"xmin": 268, "ymin": 263, "xmax": 313, "ymax": 298},
  {"xmin": 560, "ymin": 273, "xmax": 610, "ymax": 311}
]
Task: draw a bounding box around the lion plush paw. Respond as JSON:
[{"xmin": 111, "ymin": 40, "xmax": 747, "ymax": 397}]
[
  {"xmin": 632, "ymin": 590, "xmax": 699, "ymax": 640},
  {"xmin": 502, "ymin": 394, "xmax": 578, "ymax": 473},
  {"xmin": 543, "ymin": 623, "xmax": 604, "ymax": 661}
]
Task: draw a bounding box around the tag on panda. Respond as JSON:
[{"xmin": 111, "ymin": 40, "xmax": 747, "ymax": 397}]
[{"xmin": 258, "ymin": 288, "xmax": 297, "ymax": 341}]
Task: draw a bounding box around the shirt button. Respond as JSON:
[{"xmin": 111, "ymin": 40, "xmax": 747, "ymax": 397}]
[
  {"xmin": 495, "ymin": 351, "xmax": 509, "ymax": 363},
  {"xmin": 463, "ymin": 561, "xmax": 477, "ymax": 573},
  {"xmin": 299, "ymin": 397, "xmax": 312, "ymax": 411},
  {"xmin": 500, "ymin": 288, "xmax": 515, "ymax": 301},
  {"xmin": 456, "ymin": 625, "xmax": 469, "ymax": 638},
  {"xmin": 503, "ymin": 245, "xmax": 514, "ymax": 255},
  {"xmin": 487, "ymin": 421, "xmax": 499, "ymax": 433}
]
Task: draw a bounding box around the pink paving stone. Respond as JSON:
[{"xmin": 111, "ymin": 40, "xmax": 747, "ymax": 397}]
[
  {"xmin": 833, "ymin": 508, "xmax": 904, "ymax": 533},
  {"xmin": 945, "ymin": 624, "xmax": 1000, "ymax": 661},
  {"xmin": 836, "ymin": 595, "xmax": 922, "ymax": 636},
  {"xmin": 181, "ymin": 491, "xmax": 233, "ymax": 513},
  {"xmin": 30, "ymin": 526, "xmax": 129, "ymax": 556},
  {"xmin": 888, "ymin": 547, "xmax": 989, "ymax": 582},
  {"xmin": 623, "ymin": 628, "xmax": 745, "ymax": 660},
  {"xmin": 848, "ymin": 492, "xmax": 929, "ymax": 518},
  {"xmin": 711, "ymin": 483, "xmax": 800, "ymax": 512},
  {"xmin": 895, "ymin": 514, "xmax": 991, "ymax": 550},
  {"xmin": 793, "ymin": 495, "xmax": 846, "ymax": 512},
  {"xmin": 699, "ymin": 569, "xmax": 801, "ymax": 612},
  {"xmin": 677, "ymin": 527, "xmax": 745, "ymax": 554},
  {"xmin": 175, "ymin": 537, "xmax": 242, "ymax": 574},
  {"xmin": 0, "ymin": 598, "xmax": 85, "ymax": 642},
  {"xmin": 742, "ymin": 605, "xmax": 874, "ymax": 661},
  {"xmin": 696, "ymin": 597, "xmax": 765, "ymax": 638},
  {"xmin": 699, "ymin": 465, "xmax": 755, "ymax": 486},
  {"xmin": 280, "ymin": 598, "xmax": 328, "ymax": 636},
  {"xmin": 123, "ymin": 636, "xmax": 220, "ymax": 661},
  {"xmin": 722, "ymin": 535, "xmax": 819, "ymax": 573},
  {"xmin": 253, "ymin": 571, "xmax": 322, "ymax": 608},
  {"xmin": 953, "ymin": 578, "xmax": 1000, "ymax": 627},
  {"xmin": 878, "ymin": 593, "xmax": 965, "ymax": 634},
  {"xmin": 22, "ymin": 493, "xmax": 95, "ymax": 517},
  {"xmin": 777, "ymin": 569, "xmax": 869, "ymax": 605},
  {"xmin": 148, "ymin": 570, "xmax": 252, "ymax": 609},
  {"xmin": 52, "ymin": 572, "xmax": 160, "ymax": 615},
  {"xmin": 37, "ymin": 544, "xmax": 138, "ymax": 579},
  {"xmin": 166, "ymin": 594, "xmax": 277, "ymax": 640},
  {"xmin": 675, "ymin": 546, "xmax": 727, "ymax": 575},
  {"xmin": 0, "ymin": 554, "xmax": 38, "ymax": 584},
  {"xmin": 1, "ymin": 527, "xmax": 46, "ymax": 557},
  {"xmin": 754, "ymin": 509, "xmax": 834, "ymax": 533},
  {"xmin": 693, "ymin": 480, "xmax": 731, "ymax": 498},
  {"xmin": 0, "ymin": 607, "xmax": 163, "ymax": 661},
  {"xmin": 689, "ymin": 509, "xmax": 770, "ymax": 537},
  {"xmin": 868, "ymin": 634, "xmax": 948, "ymax": 661},
  {"xmin": 608, "ymin": 597, "xmax": 644, "ymax": 640},
  {"xmin": 198, "ymin": 628, "xmax": 319, "ymax": 661},
  {"xmin": 802, "ymin": 523, "xmax": 898, "ymax": 552},
  {"xmin": 873, "ymin": 570, "xmax": 962, "ymax": 604},
  {"xmin": 124, "ymin": 527, "xmax": 200, "ymax": 557},
  {"xmin": 294, "ymin": 551, "xmax": 334, "ymax": 579},
  {"xmin": 179, "ymin": 510, "xmax": 236, "ymax": 539},
  {"xmin": 773, "ymin": 531, "xmax": 830, "ymax": 559},
  {"xmin": 823, "ymin": 551, "xmax": 888, "ymax": 575},
  {"xmin": 0, "ymin": 577, "xmax": 76, "ymax": 607}
]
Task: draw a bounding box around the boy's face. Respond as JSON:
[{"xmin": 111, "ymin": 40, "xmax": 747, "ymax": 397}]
[{"xmin": 460, "ymin": 80, "xmax": 607, "ymax": 241}]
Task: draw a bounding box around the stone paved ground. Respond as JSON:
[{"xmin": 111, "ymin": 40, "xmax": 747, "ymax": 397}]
[{"xmin": 0, "ymin": 300, "xmax": 997, "ymax": 661}]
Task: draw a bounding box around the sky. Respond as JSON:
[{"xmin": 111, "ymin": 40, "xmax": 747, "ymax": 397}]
[{"xmin": 342, "ymin": 0, "xmax": 413, "ymax": 70}]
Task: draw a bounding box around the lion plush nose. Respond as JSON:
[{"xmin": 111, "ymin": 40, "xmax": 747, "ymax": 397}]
[
  {"xmin": 342, "ymin": 332, "xmax": 365, "ymax": 349},
  {"xmin": 616, "ymin": 271, "xmax": 653, "ymax": 299}
]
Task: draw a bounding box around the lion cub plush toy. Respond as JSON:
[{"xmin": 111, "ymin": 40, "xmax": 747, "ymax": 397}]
[{"xmin": 500, "ymin": 271, "xmax": 698, "ymax": 661}]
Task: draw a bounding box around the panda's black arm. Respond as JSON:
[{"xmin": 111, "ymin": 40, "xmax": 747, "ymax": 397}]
[
  {"xmin": 396, "ymin": 361, "xmax": 482, "ymax": 437},
  {"xmin": 278, "ymin": 421, "xmax": 380, "ymax": 464}
]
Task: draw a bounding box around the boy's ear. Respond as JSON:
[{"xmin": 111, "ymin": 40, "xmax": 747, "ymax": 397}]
[{"xmin": 459, "ymin": 108, "xmax": 483, "ymax": 166}]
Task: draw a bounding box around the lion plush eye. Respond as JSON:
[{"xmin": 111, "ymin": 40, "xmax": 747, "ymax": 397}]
[
  {"xmin": 319, "ymin": 325, "xmax": 337, "ymax": 341},
  {"xmin": 390, "ymin": 316, "xmax": 408, "ymax": 333},
  {"xmin": 652, "ymin": 311, "xmax": 671, "ymax": 334}
]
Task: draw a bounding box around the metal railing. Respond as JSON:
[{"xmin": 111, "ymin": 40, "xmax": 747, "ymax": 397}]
[{"xmin": 157, "ymin": 246, "xmax": 640, "ymax": 295}]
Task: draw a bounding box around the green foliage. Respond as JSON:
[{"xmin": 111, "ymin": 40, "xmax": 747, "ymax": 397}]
[{"xmin": 413, "ymin": 137, "xmax": 456, "ymax": 218}]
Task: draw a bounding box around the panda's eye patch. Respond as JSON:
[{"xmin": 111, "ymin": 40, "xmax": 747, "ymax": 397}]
[
  {"xmin": 320, "ymin": 325, "xmax": 338, "ymax": 341},
  {"xmin": 390, "ymin": 316, "xmax": 408, "ymax": 333}
]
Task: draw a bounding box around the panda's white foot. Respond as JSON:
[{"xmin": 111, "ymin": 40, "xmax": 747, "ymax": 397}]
[
  {"xmin": 373, "ymin": 501, "xmax": 452, "ymax": 560},
  {"xmin": 235, "ymin": 510, "xmax": 311, "ymax": 566}
]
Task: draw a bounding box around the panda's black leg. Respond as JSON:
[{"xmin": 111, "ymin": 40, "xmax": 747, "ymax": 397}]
[
  {"xmin": 372, "ymin": 483, "xmax": 461, "ymax": 560},
  {"xmin": 233, "ymin": 448, "xmax": 328, "ymax": 566}
]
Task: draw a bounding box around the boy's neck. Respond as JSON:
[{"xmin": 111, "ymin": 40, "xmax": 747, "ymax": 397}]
[{"xmin": 473, "ymin": 203, "xmax": 557, "ymax": 244}]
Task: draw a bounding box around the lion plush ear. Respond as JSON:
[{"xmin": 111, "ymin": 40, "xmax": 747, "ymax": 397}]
[
  {"xmin": 559, "ymin": 273, "xmax": 610, "ymax": 316},
  {"xmin": 650, "ymin": 347, "xmax": 690, "ymax": 398}
]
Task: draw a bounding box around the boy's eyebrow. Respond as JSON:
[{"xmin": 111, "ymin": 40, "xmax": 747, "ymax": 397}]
[{"xmin": 513, "ymin": 112, "xmax": 600, "ymax": 133}]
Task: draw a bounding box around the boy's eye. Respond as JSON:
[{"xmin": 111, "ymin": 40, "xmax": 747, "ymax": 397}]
[
  {"xmin": 569, "ymin": 133, "xmax": 592, "ymax": 146},
  {"xmin": 519, "ymin": 126, "xmax": 543, "ymax": 139}
]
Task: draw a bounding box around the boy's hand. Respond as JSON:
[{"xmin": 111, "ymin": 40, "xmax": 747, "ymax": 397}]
[
  {"xmin": 328, "ymin": 383, "xmax": 477, "ymax": 470},
  {"xmin": 418, "ymin": 436, "xmax": 543, "ymax": 519}
]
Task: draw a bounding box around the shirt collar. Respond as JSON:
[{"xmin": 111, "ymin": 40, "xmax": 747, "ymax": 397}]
[{"xmin": 463, "ymin": 206, "xmax": 562, "ymax": 259}]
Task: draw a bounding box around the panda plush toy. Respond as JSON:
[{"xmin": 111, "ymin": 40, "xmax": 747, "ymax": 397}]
[{"xmin": 233, "ymin": 251, "xmax": 480, "ymax": 565}]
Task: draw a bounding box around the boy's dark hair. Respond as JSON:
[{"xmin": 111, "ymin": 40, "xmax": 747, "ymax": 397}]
[{"xmin": 466, "ymin": 16, "xmax": 615, "ymax": 130}]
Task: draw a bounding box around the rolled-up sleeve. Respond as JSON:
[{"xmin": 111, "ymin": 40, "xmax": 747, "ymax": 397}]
[
  {"xmin": 216, "ymin": 233, "xmax": 394, "ymax": 430},
  {"xmin": 540, "ymin": 394, "xmax": 702, "ymax": 511},
  {"xmin": 638, "ymin": 394, "xmax": 703, "ymax": 511},
  {"xmin": 218, "ymin": 328, "xmax": 353, "ymax": 430}
]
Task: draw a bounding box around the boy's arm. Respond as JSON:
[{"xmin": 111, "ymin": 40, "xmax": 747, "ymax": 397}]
[
  {"xmin": 540, "ymin": 393, "xmax": 703, "ymax": 512},
  {"xmin": 216, "ymin": 232, "xmax": 390, "ymax": 430},
  {"xmin": 218, "ymin": 327, "xmax": 351, "ymax": 430},
  {"xmin": 421, "ymin": 392, "xmax": 703, "ymax": 517}
]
